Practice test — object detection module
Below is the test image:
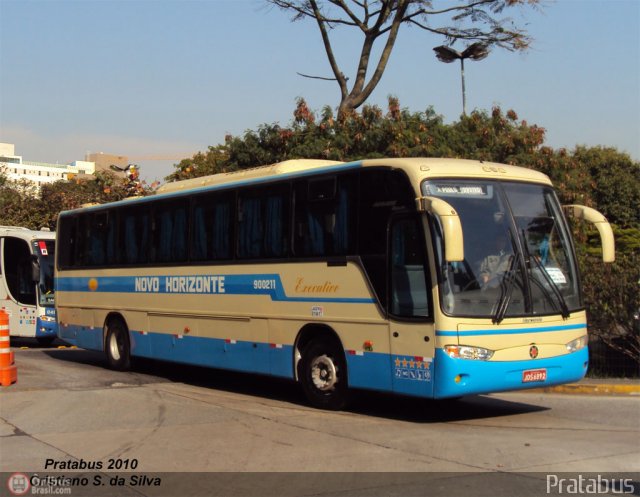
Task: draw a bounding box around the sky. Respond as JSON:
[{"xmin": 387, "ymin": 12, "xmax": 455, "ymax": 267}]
[{"xmin": 1, "ymin": 0, "xmax": 639, "ymax": 185}]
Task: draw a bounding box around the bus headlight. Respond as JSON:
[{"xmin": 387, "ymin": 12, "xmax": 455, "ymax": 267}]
[
  {"xmin": 444, "ymin": 345, "xmax": 494, "ymax": 361},
  {"xmin": 566, "ymin": 335, "xmax": 588, "ymax": 353}
]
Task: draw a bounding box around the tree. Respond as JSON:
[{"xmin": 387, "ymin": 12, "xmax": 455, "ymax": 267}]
[
  {"xmin": 0, "ymin": 168, "xmax": 153, "ymax": 230},
  {"xmin": 580, "ymin": 251, "xmax": 640, "ymax": 371},
  {"xmin": 267, "ymin": 0, "xmax": 538, "ymax": 118},
  {"xmin": 164, "ymin": 145, "xmax": 232, "ymax": 183}
]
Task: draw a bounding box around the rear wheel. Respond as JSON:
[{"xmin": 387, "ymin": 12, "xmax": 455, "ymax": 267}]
[
  {"xmin": 105, "ymin": 319, "xmax": 131, "ymax": 371},
  {"xmin": 299, "ymin": 338, "xmax": 348, "ymax": 410}
]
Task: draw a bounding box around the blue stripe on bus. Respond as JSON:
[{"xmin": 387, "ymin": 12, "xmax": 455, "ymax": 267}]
[
  {"xmin": 59, "ymin": 324, "xmax": 415, "ymax": 395},
  {"xmin": 59, "ymin": 323, "xmax": 588, "ymax": 400},
  {"xmin": 55, "ymin": 274, "xmax": 375, "ymax": 304},
  {"xmin": 59, "ymin": 324, "xmax": 293, "ymax": 378},
  {"xmin": 435, "ymin": 323, "xmax": 587, "ymax": 337}
]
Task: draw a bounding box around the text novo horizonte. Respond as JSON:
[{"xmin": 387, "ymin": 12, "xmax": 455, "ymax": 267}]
[{"xmin": 134, "ymin": 276, "xmax": 226, "ymax": 294}]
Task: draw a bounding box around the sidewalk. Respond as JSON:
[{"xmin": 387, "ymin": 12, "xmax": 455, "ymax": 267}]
[{"xmin": 532, "ymin": 378, "xmax": 640, "ymax": 396}]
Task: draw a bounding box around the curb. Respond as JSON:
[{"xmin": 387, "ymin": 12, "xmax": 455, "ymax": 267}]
[{"xmin": 529, "ymin": 383, "xmax": 640, "ymax": 396}]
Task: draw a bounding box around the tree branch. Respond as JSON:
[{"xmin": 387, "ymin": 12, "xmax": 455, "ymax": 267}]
[
  {"xmin": 329, "ymin": 0, "xmax": 367, "ymax": 31},
  {"xmin": 351, "ymin": 0, "xmax": 409, "ymax": 108},
  {"xmin": 309, "ymin": 0, "xmax": 350, "ymax": 98},
  {"xmin": 297, "ymin": 72, "xmax": 348, "ymax": 81},
  {"xmin": 266, "ymin": 0, "xmax": 538, "ymax": 116}
]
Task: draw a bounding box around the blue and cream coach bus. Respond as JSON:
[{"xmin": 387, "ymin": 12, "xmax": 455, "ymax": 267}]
[
  {"xmin": 1, "ymin": 226, "xmax": 58, "ymax": 344},
  {"xmin": 55, "ymin": 158, "xmax": 614, "ymax": 409}
]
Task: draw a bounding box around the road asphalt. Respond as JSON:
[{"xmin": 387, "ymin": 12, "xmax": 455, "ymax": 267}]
[{"xmin": 536, "ymin": 377, "xmax": 640, "ymax": 396}]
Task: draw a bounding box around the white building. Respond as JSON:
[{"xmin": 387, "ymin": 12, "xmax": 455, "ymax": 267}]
[{"xmin": 0, "ymin": 143, "xmax": 96, "ymax": 192}]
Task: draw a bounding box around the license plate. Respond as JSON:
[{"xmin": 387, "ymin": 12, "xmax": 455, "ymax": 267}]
[{"xmin": 522, "ymin": 368, "xmax": 547, "ymax": 383}]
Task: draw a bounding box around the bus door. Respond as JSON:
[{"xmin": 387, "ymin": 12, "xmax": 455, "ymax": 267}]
[
  {"xmin": 388, "ymin": 216, "xmax": 435, "ymax": 397},
  {"xmin": 0, "ymin": 236, "xmax": 38, "ymax": 337}
]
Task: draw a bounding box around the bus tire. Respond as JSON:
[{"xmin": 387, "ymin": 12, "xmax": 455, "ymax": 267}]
[
  {"xmin": 105, "ymin": 318, "xmax": 131, "ymax": 371},
  {"xmin": 299, "ymin": 338, "xmax": 348, "ymax": 410}
]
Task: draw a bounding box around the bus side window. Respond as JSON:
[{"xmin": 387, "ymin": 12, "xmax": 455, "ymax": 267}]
[
  {"xmin": 191, "ymin": 192, "xmax": 233, "ymax": 262},
  {"xmin": 237, "ymin": 186, "xmax": 289, "ymax": 259},
  {"xmin": 57, "ymin": 216, "xmax": 76, "ymax": 268},
  {"xmin": 120, "ymin": 205, "xmax": 150, "ymax": 265},
  {"xmin": 390, "ymin": 217, "xmax": 430, "ymax": 319},
  {"xmin": 87, "ymin": 212, "xmax": 110, "ymax": 266},
  {"xmin": 76, "ymin": 215, "xmax": 91, "ymax": 267},
  {"xmin": 293, "ymin": 174, "xmax": 356, "ymax": 257},
  {"xmin": 151, "ymin": 198, "xmax": 188, "ymax": 263},
  {"xmin": 359, "ymin": 169, "xmax": 415, "ymax": 309}
]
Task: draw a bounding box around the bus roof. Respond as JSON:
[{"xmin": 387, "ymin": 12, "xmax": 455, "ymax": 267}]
[
  {"xmin": 156, "ymin": 159, "xmax": 344, "ymax": 194},
  {"xmin": 361, "ymin": 157, "xmax": 552, "ymax": 186},
  {"xmin": 157, "ymin": 157, "xmax": 552, "ymax": 195},
  {"xmin": 60, "ymin": 157, "xmax": 552, "ymax": 216}
]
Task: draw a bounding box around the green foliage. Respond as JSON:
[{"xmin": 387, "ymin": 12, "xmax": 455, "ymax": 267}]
[
  {"xmin": 582, "ymin": 226, "xmax": 640, "ymax": 258},
  {"xmin": 0, "ymin": 169, "xmax": 152, "ymax": 230},
  {"xmin": 579, "ymin": 251, "xmax": 640, "ymax": 370},
  {"xmin": 0, "ymin": 176, "xmax": 49, "ymax": 229},
  {"xmin": 573, "ymin": 146, "xmax": 640, "ymax": 227},
  {"xmin": 168, "ymin": 99, "xmax": 552, "ymax": 174},
  {"xmin": 164, "ymin": 145, "xmax": 233, "ymax": 183}
]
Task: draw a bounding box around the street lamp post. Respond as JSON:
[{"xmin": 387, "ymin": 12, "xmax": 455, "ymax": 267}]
[{"xmin": 433, "ymin": 42, "xmax": 489, "ymax": 116}]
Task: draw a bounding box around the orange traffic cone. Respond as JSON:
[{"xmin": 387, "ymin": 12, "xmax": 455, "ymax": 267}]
[{"xmin": 0, "ymin": 310, "xmax": 17, "ymax": 386}]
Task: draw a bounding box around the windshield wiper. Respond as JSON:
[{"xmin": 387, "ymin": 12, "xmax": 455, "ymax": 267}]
[
  {"xmin": 492, "ymin": 251, "xmax": 522, "ymax": 325},
  {"xmin": 521, "ymin": 230, "xmax": 570, "ymax": 319}
]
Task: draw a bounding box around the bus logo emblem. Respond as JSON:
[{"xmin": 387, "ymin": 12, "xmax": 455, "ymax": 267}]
[{"xmin": 529, "ymin": 345, "xmax": 539, "ymax": 359}]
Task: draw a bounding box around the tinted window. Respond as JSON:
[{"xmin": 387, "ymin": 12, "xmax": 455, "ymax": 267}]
[
  {"xmin": 57, "ymin": 216, "xmax": 76, "ymax": 268},
  {"xmin": 151, "ymin": 199, "xmax": 189, "ymax": 263},
  {"xmin": 390, "ymin": 217, "xmax": 430, "ymax": 318},
  {"xmin": 358, "ymin": 169, "xmax": 415, "ymax": 308},
  {"xmin": 238, "ymin": 186, "xmax": 289, "ymax": 259},
  {"xmin": 191, "ymin": 191, "xmax": 233, "ymax": 261},
  {"xmin": 86, "ymin": 212, "xmax": 113, "ymax": 266},
  {"xmin": 120, "ymin": 205, "xmax": 151, "ymax": 265},
  {"xmin": 293, "ymin": 174, "xmax": 356, "ymax": 257}
]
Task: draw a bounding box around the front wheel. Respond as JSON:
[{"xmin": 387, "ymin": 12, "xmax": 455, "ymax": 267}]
[
  {"xmin": 105, "ymin": 319, "xmax": 131, "ymax": 371},
  {"xmin": 299, "ymin": 338, "xmax": 348, "ymax": 410}
]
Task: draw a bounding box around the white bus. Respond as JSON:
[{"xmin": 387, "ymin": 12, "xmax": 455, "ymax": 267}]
[
  {"xmin": 0, "ymin": 226, "xmax": 58, "ymax": 343},
  {"xmin": 55, "ymin": 158, "xmax": 614, "ymax": 409}
]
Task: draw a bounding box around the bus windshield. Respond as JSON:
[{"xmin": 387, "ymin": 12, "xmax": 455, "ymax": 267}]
[
  {"xmin": 424, "ymin": 180, "xmax": 581, "ymax": 322},
  {"xmin": 33, "ymin": 240, "xmax": 56, "ymax": 307}
]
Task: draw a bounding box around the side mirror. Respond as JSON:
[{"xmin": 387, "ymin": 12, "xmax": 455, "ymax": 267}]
[
  {"xmin": 563, "ymin": 205, "xmax": 615, "ymax": 263},
  {"xmin": 416, "ymin": 196, "xmax": 464, "ymax": 262}
]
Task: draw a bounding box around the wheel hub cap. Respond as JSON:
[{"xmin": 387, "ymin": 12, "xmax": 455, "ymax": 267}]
[{"xmin": 310, "ymin": 354, "xmax": 337, "ymax": 391}]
